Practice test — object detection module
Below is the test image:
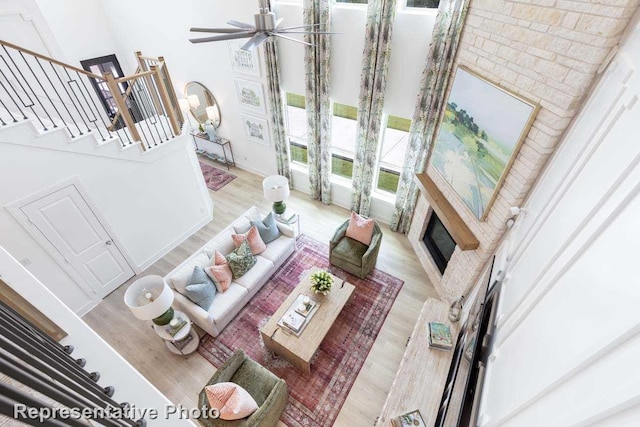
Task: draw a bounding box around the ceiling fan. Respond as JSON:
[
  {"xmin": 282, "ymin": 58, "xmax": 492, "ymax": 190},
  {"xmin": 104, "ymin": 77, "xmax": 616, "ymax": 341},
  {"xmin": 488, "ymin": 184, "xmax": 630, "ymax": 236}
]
[{"xmin": 189, "ymin": 7, "xmax": 335, "ymax": 52}]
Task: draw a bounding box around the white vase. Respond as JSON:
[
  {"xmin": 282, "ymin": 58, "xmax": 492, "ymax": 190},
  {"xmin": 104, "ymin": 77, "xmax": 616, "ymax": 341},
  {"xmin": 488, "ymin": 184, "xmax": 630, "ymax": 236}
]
[{"xmin": 204, "ymin": 123, "xmax": 217, "ymax": 141}]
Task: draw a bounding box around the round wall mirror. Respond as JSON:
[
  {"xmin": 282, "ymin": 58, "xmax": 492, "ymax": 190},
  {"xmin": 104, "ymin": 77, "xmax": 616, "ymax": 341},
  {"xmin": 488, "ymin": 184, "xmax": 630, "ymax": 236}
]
[{"xmin": 184, "ymin": 81, "xmax": 221, "ymax": 128}]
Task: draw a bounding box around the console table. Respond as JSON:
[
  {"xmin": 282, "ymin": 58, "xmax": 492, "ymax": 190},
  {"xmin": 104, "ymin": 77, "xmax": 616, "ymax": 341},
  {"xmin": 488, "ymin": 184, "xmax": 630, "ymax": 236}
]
[
  {"xmin": 378, "ymin": 298, "xmax": 459, "ymax": 425},
  {"xmin": 191, "ymin": 132, "xmax": 235, "ymax": 170}
]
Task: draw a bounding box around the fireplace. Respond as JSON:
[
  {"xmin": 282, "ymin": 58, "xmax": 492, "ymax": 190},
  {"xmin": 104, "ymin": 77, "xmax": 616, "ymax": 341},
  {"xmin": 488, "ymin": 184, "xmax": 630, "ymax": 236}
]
[{"xmin": 422, "ymin": 211, "xmax": 456, "ymax": 274}]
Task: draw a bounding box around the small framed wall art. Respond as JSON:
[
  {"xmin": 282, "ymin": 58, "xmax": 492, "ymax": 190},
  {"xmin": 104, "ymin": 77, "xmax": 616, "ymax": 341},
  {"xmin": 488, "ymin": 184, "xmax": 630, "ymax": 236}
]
[
  {"xmin": 241, "ymin": 114, "xmax": 270, "ymax": 146},
  {"xmin": 234, "ymin": 78, "xmax": 266, "ymax": 115},
  {"xmin": 228, "ymin": 41, "xmax": 261, "ymax": 77}
]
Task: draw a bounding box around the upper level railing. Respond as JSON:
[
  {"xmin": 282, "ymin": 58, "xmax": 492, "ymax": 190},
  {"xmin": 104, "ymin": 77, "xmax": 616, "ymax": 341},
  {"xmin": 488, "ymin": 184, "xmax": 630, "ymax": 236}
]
[{"xmin": 0, "ymin": 40, "xmax": 184, "ymax": 151}]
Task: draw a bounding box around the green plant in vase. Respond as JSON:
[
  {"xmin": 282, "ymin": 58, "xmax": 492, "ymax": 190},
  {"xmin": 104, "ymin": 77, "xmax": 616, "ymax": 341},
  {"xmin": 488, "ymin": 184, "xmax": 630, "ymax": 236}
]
[{"xmin": 310, "ymin": 270, "xmax": 333, "ymax": 295}]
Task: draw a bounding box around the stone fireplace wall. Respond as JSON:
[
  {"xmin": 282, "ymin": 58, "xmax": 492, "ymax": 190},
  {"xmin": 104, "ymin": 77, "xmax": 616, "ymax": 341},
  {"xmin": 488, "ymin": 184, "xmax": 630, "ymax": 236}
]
[{"xmin": 409, "ymin": 0, "xmax": 639, "ymax": 303}]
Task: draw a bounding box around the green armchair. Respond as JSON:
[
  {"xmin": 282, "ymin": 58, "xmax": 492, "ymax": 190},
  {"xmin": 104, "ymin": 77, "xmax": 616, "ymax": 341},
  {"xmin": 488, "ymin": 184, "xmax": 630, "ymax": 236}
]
[
  {"xmin": 329, "ymin": 219, "xmax": 382, "ymax": 279},
  {"xmin": 197, "ymin": 350, "xmax": 288, "ymax": 427}
]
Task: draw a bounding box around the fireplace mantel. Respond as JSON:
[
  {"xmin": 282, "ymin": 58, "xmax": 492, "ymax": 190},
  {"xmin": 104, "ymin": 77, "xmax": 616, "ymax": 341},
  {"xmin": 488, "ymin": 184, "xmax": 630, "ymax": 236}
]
[{"xmin": 415, "ymin": 173, "xmax": 479, "ymax": 251}]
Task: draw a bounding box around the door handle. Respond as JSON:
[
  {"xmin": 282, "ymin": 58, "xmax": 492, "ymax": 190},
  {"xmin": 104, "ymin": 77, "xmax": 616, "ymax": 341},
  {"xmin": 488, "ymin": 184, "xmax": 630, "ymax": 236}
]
[{"xmin": 105, "ymin": 240, "xmax": 113, "ymax": 246}]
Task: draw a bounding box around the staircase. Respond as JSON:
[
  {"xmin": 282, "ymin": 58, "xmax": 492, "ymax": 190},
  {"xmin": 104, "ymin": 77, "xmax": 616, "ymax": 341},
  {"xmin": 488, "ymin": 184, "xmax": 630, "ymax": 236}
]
[{"xmin": 0, "ymin": 39, "xmax": 185, "ymax": 157}]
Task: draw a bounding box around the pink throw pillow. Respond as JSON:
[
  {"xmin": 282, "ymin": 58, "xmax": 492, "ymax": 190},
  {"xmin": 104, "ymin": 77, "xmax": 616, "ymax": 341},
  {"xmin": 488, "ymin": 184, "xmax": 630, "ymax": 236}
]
[
  {"xmin": 345, "ymin": 211, "xmax": 375, "ymax": 246},
  {"xmin": 232, "ymin": 226, "xmax": 267, "ymax": 255},
  {"xmin": 205, "ymin": 382, "xmax": 258, "ymax": 421},
  {"xmin": 205, "ymin": 250, "xmax": 232, "ymax": 292}
]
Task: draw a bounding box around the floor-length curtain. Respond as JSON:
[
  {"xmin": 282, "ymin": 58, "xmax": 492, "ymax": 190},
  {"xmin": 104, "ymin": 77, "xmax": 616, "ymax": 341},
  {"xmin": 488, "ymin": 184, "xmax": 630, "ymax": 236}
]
[
  {"xmin": 264, "ymin": 0, "xmax": 291, "ymax": 180},
  {"xmin": 304, "ymin": 0, "xmax": 332, "ymax": 203},
  {"xmin": 350, "ymin": 0, "xmax": 397, "ymax": 216},
  {"xmin": 390, "ymin": 0, "xmax": 470, "ymax": 232}
]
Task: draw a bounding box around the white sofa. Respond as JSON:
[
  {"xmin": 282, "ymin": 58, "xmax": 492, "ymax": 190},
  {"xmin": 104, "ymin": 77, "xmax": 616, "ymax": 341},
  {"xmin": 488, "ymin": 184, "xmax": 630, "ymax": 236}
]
[{"xmin": 164, "ymin": 206, "xmax": 296, "ymax": 337}]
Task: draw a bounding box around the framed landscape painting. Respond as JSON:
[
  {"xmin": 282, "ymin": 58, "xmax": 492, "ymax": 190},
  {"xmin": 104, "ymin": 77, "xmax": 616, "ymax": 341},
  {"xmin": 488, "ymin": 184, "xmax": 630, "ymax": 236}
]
[
  {"xmin": 234, "ymin": 78, "xmax": 266, "ymax": 115},
  {"xmin": 430, "ymin": 66, "xmax": 539, "ymax": 221},
  {"xmin": 228, "ymin": 41, "xmax": 261, "ymax": 77},
  {"xmin": 242, "ymin": 114, "xmax": 270, "ymax": 146}
]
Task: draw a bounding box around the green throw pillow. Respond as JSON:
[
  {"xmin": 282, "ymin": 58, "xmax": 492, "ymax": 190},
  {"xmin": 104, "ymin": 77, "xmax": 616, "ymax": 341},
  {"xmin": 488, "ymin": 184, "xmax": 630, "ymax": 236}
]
[
  {"xmin": 250, "ymin": 212, "xmax": 281, "ymax": 243},
  {"xmin": 226, "ymin": 240, "xmax": 256, "ymax": 279},
  {"xmin": 184, "ymin": 266, "xmax": 217, "ymax": 310}
]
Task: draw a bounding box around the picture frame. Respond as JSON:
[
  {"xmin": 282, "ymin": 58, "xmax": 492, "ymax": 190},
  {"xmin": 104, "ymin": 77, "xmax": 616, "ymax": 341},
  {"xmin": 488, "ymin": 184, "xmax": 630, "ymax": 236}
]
[
  {"xmin": 241, "ymin": 114, "xmax": 270, "ymax": 146},
  {"xmin": 227, "ymin": 41, "xmax": 261, "ymax": 77},
  {"xmin": 430, "ymin": 66, "xmax": 539, "ymax": 221},
  {"xmin": 234, "ymin": 78, "xmax": 266, "ymax": 115}
]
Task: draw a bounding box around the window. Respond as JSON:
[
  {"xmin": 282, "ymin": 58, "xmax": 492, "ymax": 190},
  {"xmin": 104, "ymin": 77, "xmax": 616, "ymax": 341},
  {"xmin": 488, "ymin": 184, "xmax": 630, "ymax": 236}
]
[
  {"xmin": 331, "ymin": 103, "xmax": 359, "ymax": 179},
  {"xmin": 376, "ymin": 115, "xmax": 410, "ymax": 194},
  {"xmin": 284, "ymin": 93, "xmax": 308, "ymax": 165},
  {"xmin": 405, "ymin": 0, "xmax": 439, "ymax": 8}
]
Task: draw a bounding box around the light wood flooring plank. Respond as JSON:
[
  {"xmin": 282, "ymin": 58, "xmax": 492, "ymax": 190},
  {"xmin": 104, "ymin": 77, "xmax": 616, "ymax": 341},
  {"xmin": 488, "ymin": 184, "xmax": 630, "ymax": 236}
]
[{"xmin": 83, "ymin": 157, "xmax": 437, "ymax": 426}]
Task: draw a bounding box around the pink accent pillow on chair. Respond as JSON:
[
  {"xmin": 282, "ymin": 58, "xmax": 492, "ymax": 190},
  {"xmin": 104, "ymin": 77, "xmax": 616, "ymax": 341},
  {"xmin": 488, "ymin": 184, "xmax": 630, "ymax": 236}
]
[
  {"xmin": 345, "ymin": 211, "xmax": 375, "ymax": 246},
  {"xmin": 204, "ymin": 382, "xmax": 258, "ymax": 421},
  {"xmin": 232, "ymin": 226, "xmax": 267, "ymax": 255},
  {"xmin": 205, "ymin": 250, "xmax": 232, "ymax": 292}
]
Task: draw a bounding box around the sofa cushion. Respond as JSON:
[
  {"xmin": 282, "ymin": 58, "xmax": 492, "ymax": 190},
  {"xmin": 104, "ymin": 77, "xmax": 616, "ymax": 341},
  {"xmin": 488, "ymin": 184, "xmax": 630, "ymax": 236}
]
[
  {"xmin": 184, "ymin": 266, "xmax": 216, "ymax": 310},
  {"xmin": 232, "ymin": 207, "xmax": 262, "ymax": 234},
  {"xmin": 204, "ymin": 382, "xmax": 258, "ymax": 421},
  {"xmin": 332, "ymin": 236, "xmax": 368, "ymax": 266},
  {"xmin": 205, "ymin": 251, "xmax": 232, "ymax": 293},
  {"xmin": 232, "ymin": 226, "xmax": 267, "ymax": 255},
  {"xmin": 169, "ymin": 252, "xmax": 210, "ymax": 294},
  {"xmin": 250, "ymin": 212, "xmax": 281, "ymax": 243},
  {"xmin": 203, "ymin": 228, "xmax": 236, "ymax": 258},
  {"xmin": 208, "ymin": 283, "xmax": 248, "ymax": 325},
  {"xmin": 234, "ymin": 256, "xmax": 274, "ymax": 293},
  {"xmin": 346, "ymin": 211, "xmax": 375, "ymax": 246},
  {"xmin": 226, "ymin": 240, "xmax": 256, "ymax": 279},
  {"xmin": 260, "ymin": 235, "xmax": 294, "ymax": 264}
]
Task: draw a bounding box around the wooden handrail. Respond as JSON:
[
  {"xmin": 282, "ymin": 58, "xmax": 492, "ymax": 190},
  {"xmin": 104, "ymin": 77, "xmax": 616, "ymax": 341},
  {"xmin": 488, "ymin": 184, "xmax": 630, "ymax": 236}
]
[
  {"xmin": 107, "ymin": 67, "xmax": 141, "ymax": 131},
  {"xmin": 104, "ymin": 72, "xmax": 142, "ymax": 145},
  {"xmin": 114, "ymin": 70, "xmax": 157, "ymax": 84},
  {"xmin": 0, "ymin": 39, "xmax": 105, "ymax": 80},
  {"xmin": 137, "ymin": 54, "xmax": 163, "ymax": 63}
]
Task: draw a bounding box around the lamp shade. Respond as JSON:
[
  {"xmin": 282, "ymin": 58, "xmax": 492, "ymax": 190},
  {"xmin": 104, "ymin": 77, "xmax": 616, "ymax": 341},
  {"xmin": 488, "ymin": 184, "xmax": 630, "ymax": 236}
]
[
  {"xmin": 187, "ymin": 94, "xmax": 200, "ymax": 108},
  {"xmin": 263, "ymin": 175, "xmax": 290, "ymax": 202},
  {"xmin": 206, "ymin": 106, "xmax": 219, "ymax": 123},
  {"xmin": 124, "ymin": 275, "xmax": 174, "ymax": 321},
  {"xmin": 178, "ymin": 98, "xmax": 190, "ymax": 112}
]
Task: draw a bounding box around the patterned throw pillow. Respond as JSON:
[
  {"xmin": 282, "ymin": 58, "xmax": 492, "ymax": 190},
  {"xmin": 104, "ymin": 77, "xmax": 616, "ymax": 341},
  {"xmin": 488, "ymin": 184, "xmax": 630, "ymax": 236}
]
[
  {"xmin": 250, "ymin": 212, "xmax": 281, "ymax": 243},
  {"xmin": 225, "ymin": 240, "xmax": 257, "ymax": 279},
  {"xmin": 345, "ymin": 211, "xmax": 375, "ymax": 246},
  {"xmin": 232, "ymin": 226, "xmax": 267, "ymax": 255},
  {"xmin": 204, "ymin": 382, "xmax": 258, "ymax": 421},
  {"xmin": 184, "ymin": 266, "xmax": 216, "ymax": 310},
  {"xmin": 205, "ymin": 250, "xmax": 232, "ymax": 293}
]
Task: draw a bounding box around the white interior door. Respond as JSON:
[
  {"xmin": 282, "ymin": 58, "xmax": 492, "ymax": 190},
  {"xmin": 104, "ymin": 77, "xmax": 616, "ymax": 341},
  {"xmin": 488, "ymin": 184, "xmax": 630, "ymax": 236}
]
[{"xmin": 20, "ymin": 184, "xmax": 134, "ymax": 298}]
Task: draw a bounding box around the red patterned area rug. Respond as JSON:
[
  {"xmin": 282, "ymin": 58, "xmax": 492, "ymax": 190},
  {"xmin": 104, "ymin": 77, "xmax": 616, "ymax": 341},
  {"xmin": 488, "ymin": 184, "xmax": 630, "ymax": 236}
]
[
  {"xmin": 198, "ymin": 234, "xmax": 403, "ymax": 427},
  {"xmin": 199, "ymin": 161, "xmax": 236, "ymax": 191}
]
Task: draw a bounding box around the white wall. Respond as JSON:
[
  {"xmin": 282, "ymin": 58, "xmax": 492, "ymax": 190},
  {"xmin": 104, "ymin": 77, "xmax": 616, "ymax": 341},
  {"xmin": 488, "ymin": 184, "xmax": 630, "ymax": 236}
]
[
  {"xmin": 478, "ymin": 15, "xmax": 640, "ymax": 426},
  {"xmin": 0, "ymin": 133, "xmax": 212, "ymax": 315},
  {"xmin": 0, "ymin": 247, "xmax": 197, "ymax": 426}
]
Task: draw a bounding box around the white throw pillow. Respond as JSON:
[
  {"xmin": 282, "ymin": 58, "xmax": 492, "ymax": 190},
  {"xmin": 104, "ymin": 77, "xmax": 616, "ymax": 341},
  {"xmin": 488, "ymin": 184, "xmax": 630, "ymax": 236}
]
[{"xmin": 169, "ymin": 252, "xmax": 209, "ymax": 294}]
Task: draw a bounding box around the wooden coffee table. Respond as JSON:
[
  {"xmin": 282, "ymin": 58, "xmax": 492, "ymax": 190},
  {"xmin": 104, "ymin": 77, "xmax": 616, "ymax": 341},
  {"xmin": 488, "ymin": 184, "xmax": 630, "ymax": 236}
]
[{"xmin": 260, "ymin": 267, "xmax": 355, "ymax": 374}]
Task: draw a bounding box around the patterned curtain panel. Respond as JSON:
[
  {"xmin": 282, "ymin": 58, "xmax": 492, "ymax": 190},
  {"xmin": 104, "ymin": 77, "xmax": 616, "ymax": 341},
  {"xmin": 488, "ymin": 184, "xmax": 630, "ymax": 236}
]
[
  {"xmin": 304, "ymin": 0, "xmax": 332, "ymax": 204},
  {"xmin": 350, "ymin": 0, "xmax": 397, "ymax": 216},
  {"xmin": 265, "ymin": 1, "xmax": 291, "ymax": 180},
  {"xmin": 390, "ymin": 0, "xmax": 470, "ymax": 233}
]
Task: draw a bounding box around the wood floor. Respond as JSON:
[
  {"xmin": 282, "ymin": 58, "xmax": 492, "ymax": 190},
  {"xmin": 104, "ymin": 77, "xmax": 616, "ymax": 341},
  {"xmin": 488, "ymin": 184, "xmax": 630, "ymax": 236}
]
[{"xmin": 83, "ymin": 158, "xmax": 439, "ymax": 427}]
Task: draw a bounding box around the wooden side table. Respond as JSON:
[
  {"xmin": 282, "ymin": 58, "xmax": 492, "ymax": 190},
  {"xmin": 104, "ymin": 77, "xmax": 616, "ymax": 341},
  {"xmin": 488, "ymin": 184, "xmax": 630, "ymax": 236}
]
[
  {"xmin": 152, "ymin": 310, "xmax": 200, "ymax": 355},
  {"xmin": 191, "ymin": 132, "xmax": 235, "ymax": 170}
]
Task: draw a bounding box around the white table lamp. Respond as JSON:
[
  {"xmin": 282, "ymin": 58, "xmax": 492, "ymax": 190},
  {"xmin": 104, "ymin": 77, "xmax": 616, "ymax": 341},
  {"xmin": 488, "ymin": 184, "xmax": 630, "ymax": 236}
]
[
  {"xmin": 206, "ymin": 106, "xmax": 220, "ymax": 128},
  {"xmin": 187, "ymin": 94, "xmax": 200, "ymax": 108},
  {"xmin": 263, "ymin": 175, "xmax": 290, "ymax": 215},
  {"xmin": 124, "ymin": 275, "xmax": 175, "ymax": 325},
  {"xmin": 179, "ymin": 98, "xmax": 195, "ymax": 131}
]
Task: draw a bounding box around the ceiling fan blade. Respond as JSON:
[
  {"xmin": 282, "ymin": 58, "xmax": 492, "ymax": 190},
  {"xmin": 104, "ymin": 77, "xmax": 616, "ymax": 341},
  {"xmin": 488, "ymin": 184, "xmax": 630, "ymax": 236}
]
[
  {"xmin": 241, "ymin": 33, "xmax": 269, "ymax": 51},
  {"xmin": 189, "ymin": 32, "xmax": 255, "ymax": 44},
  {"xmin": 268, "ymin": 32, "xmax": 314, "ymax": 46},
  {"xmin": 275, "ymin": 18, "xmax": 284, "ymax": 28},
  {"xmin": 190, "ymin": 27, "xmax": 248, "ymax": 34},
  {"xmin": 280, "ymin": 31, "xmax": 340, "ymax": 35},
  {"xmin": 278, "ymin": 23, "xmax": 321, "ymax": 31},
  {"xmin": 228, "ymin": 20, "xmax": 255, "ymax": 29}
]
